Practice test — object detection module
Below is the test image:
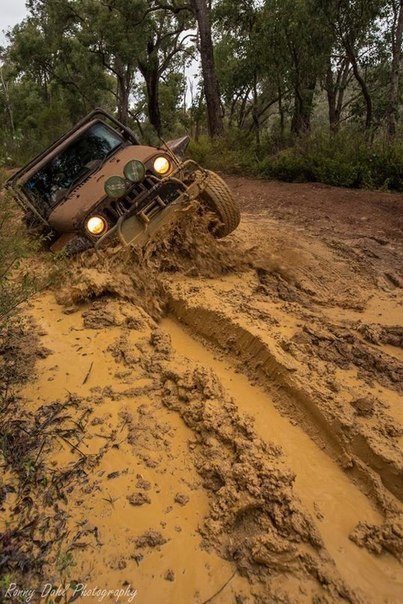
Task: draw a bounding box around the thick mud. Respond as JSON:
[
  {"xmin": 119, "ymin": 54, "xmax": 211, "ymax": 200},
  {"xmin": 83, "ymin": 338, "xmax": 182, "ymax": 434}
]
[{"xmin": 1, "ymin": 177, "xmax": 402, "ymax": 603}]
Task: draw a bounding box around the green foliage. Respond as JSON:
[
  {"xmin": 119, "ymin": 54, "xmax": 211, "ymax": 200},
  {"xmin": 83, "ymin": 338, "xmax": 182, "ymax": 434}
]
[
  {"xmin": 263, "ymin": 131, "xmax": 403, "ymax": 190},
  {"xmin": 189, "ymin": 129, "xmax": 403, "ymax": 191},
  {"xmin": 0, "ymin": 170, "xmax": 64, "ymax": 322},
  {"xmin": 188, "ymin": 130, "xmax": 258, "ymax": 174}
]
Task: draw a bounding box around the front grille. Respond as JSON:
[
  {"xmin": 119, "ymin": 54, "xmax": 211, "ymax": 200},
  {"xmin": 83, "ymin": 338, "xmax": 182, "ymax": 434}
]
[
  {"xmin": 100, "ymin": 174, "xmax": 184, "ymax": 225},
  {"xmin": 102, "ymin": 175, "xmax": 156, "ymax": 222}
]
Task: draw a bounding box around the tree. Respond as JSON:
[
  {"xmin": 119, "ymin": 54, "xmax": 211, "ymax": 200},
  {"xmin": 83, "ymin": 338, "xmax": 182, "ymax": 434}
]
[
  {"xmin": 323, "ymin": 56, "xmax": 352, "ymax": 133},
  {"xmin": 386, "ymin": 0, "xmax": 403, "ymax": 138},
  {"xmin": 191, "ymin": 0, "xmax": 224, "ymax": 137},
  {"xmin": 0, "ymin": 59, "xmax": 15, "ymax": 138},
  {"xmin": 218, "ymin": 1, "xmax": 285, "ymax": 143},
  {"xmin": 315, "ymin": 0, "xmax": 386, "ymax": 131},
  {"xmin": 24, "ymin": 0, "xmax": 193, "ymax": 135},
  {"xmin": 137, "ymin": 8, "xmax": 193, "ymax": 136}
]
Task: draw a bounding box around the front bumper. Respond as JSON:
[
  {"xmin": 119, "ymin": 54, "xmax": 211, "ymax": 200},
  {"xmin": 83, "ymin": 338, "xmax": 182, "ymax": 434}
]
[{"xmin": 93, "ymin": 160, "xmax": 208, "ymax": 249}]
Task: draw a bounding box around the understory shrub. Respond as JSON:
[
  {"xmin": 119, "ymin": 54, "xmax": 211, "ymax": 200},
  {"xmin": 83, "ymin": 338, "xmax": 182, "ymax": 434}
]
[{"xmin": 189, "ymin": 128, "xmax": 403, "ymax": 191}]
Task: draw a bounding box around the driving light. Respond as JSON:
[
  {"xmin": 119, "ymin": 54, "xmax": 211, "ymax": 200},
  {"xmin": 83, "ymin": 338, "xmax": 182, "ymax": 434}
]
[
  {"xmin": 104, "ymin": 175, "xmax": 127, "ymax": 198},
  {"xmin": 86, "ymin": 215, "xmax": 107, "ymax": 236},
  {"xmin": 124, "ymin": 159, "xmax": 146, "ymax": 183},
  {"xmin": 153, "ymin": 156, "xmax": 170, "ymax": 175}
]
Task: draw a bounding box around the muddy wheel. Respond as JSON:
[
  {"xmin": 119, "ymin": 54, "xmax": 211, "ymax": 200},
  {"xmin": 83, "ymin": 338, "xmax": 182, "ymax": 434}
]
[{"xmin": 199, "ymin": 170, "xmax": 240, "ymax": 238}]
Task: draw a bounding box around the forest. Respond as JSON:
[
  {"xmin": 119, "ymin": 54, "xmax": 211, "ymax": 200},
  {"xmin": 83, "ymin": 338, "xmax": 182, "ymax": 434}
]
[{"xmin": 0, "ymin": 0, "xmax": 403, "ymax": 187}]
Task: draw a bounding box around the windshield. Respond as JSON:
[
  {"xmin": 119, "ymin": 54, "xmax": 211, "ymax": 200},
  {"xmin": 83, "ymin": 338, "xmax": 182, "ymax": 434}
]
[{"xmin": 24, "ymin": 122, "xmax": 123, "ymax": 209}]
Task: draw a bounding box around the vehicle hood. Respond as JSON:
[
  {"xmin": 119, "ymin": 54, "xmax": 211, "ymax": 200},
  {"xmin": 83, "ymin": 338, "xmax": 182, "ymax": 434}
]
[{"xmin": 48, "ymin": 145, "xmax": 162, "ymax": 232}]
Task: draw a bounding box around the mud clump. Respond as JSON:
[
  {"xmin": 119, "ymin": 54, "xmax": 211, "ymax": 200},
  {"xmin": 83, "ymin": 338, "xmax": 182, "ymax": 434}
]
[
  {"xmin": 174, "ymin": 492, "xmax": 189, "ymax": 506},
  {"xmin": 350, "ymin": 396, "xmax": 375, "ymax": 417},
  {"xmin": 161, "ymin": 364, "xmax": 354, "ymax": 600},
  {"xmin": 83, "ymin": 305, "xmax": 119, "ymax": 328},
  {"xmin": 135, "ymin": 530, "xmax": 167, "ymax": 548},
  {"xmin": 358, "ymin": 324, "xmax": 403, "ymax": 348},
  {"xmin": 136, "ymin": 478, "xmax": 152, "ymax": 491},
  {"xmin": 55, "ymin": 250, "xmax": 165, "ymax": 320},
  {"xmin": 248, "ymin": 530, "xmax": 301, "ymax": 572},
  {"xmin": 164, "ymin": 569, "xmax": 175, "ymax": 581},
  {"xmin": 295, "ymin": 325, "xmax": 403, "ymax": 393},
  {"xmin": 150, "ymin": 329, "xmax": 173, "ymax": 355},
  {"xmin": 82, "ymin": 299, "xmax": 152, "ymax": 331},
  {"xmin": 350, "ymin": 516, "xmax": 403, "ymax": 562},
  {"xmin": 128, "ymin": 492, "xmax": 151, "ymax": 506},
  {"xmin": 0, "ymin": 319, "xmax": 49, "ymax": 390}
]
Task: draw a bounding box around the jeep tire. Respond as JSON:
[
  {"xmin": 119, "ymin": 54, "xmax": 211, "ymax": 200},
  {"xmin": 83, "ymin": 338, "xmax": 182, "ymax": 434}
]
[{"xmin": 199, "ymin": 170, "xmax": 240, "ymax": 238}]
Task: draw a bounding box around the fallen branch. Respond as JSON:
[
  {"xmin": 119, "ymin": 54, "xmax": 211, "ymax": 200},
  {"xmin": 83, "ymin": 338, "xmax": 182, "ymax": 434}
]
[
  {"xmin": 201, "ymin": 571, "xmax": 236, "ymax": 604},
  {"xmin": 82, "ymin": 361, "xmax": 94, "ymax": 385}
]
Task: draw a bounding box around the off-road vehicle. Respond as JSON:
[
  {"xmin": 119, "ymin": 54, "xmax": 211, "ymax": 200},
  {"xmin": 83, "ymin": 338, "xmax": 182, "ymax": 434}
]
[{"xmin": 5, "ymin": 108, "xmax": 240, "ymax": 254}]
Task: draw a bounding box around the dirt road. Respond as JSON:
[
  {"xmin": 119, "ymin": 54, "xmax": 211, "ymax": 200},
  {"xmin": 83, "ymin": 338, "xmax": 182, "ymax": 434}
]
[{"xmin": 2, "ymin": 176, "xmax": 402, "ymax": 603}]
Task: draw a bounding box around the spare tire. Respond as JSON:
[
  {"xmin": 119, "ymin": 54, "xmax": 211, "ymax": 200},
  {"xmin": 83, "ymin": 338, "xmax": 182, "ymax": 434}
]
[{"xmin": 199, "ymin": 170, "xmax": 240, "ymax": 238}]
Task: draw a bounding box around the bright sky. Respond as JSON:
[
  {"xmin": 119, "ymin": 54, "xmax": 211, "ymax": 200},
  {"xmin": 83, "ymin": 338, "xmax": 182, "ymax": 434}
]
[{"xmin": 0, "ymin": 0, "xmax": 28, "ymax": 46}]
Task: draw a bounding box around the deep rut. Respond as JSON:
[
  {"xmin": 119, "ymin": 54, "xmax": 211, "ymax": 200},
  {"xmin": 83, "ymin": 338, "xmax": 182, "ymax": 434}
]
[
  {"xmin": 161, "ymin": 316, "xmax": 403, "ymax": 602},
  {"xmin": 167, "ymin": 294, "xmax": 403, "ymax": 508}
]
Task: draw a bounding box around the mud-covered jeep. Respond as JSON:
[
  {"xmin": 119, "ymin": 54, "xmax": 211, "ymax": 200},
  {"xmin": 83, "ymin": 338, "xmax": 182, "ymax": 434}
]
[{"xmin": 5, "ymin": 109, "xmax": 240, "ymax": 255}]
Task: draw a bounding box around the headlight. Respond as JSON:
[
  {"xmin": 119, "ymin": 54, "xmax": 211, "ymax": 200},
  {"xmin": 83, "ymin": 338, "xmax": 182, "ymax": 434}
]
[
  {"xmin": 104, "ymin": 175, "xmax": 127, "ymax": 198},
  {"xmin": 124, "ymin": 159, "xmax": 146, "ymax": 183},
  {"xmin": 153, "ymin": 156, "xmax": 170, "ymax": 175},
  {"xmin": 86, "ymin": 215, "xmax": 107, "ymax": 236}
]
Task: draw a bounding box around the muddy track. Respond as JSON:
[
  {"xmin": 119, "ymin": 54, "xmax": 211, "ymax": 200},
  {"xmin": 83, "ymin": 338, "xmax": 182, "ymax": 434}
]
[
  {"xmin": 166, "ymin": 297, "xmax": 402, "ymax": 505},
  {"xmin": 1, "ymin": 176, "xmax": 402, "ymax": 603}
]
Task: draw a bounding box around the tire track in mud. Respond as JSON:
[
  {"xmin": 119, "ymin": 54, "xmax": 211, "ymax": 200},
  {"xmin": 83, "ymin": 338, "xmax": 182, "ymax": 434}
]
[
  {"xmin": 11, "ymin": 287, "xmax": 401, "ymax": 602},
  {"xmin": 11, "ymin": 294, "xmax": 362, "ymax": 603},
  {"xmin": 166, "ymin": 294, "xmax": 403, "ymax": 507},
  {"xmin": 161, "ymin": 317, "xmax": 403, "ymax": 602}
]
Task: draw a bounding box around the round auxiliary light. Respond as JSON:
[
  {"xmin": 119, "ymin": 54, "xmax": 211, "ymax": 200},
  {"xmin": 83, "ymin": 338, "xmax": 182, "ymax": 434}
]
[
  {"xmin": 124, "ymin": 159, "xmax": 146, "ymax": 183},
  {"xmin": 86, "ymin": 215, "xmax": 107, "ymax": 236},
  {"xmin": 104, "ymin": 175, "xmax": 127, "ymax": 198},
  {"xmin": 153, "ymin": 156, "xmax": 170, "ymax": 175}
]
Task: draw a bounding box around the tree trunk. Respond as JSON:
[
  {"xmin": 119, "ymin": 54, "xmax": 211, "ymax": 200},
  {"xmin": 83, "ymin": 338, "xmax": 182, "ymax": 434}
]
[
  {"xmin": 344, "ymin": 37, "xmax": 372, "ymax": 130},
  {"xmin": 291, "ymin": 78, "xmax": 316, "ymax": 135},
  {"xmin": 191, "ymin": 0, "xmax": 224, "ymax": 137},
  {"xmin": 143, "ymin": 68, "xmax": 162, "ymax": 137},
  {"xmin": 0, "ymin": 68, "xmax": 15, "ymax": 137},
  {"xmin": 238, "ymin": 89, "xmax": 250, "ymax": 129},
  {"xmin": 252, "ymin": 72, "xmax": 260, "ymax": 146},
  {"xmin": 278, "ymin": 85, "xmax": 285, "ymax": 137},
  {"xmin": 138, "ymin": 37, "xmax": 163, "ymax": 137},
  {"xmin": 326, "ymin": 65, "xmax": 338, "ymax": 132},
  {"xmin": 336, "ymin": 62, "xmax": 350, "ymax": 124},
  {"xmin": 115, "ymin": 58, "xmax": 130, "ymax": 126},
  {"xmin": 325, "ymin": 59, "xmax": 350, "ymax": 133},
  {"xmin": 387, "ymin": 0, "xmax": 403, "ymax": 139},
  {"xmin": 117, "ymin": 75, "xmax": 129, "ymax": 126}
]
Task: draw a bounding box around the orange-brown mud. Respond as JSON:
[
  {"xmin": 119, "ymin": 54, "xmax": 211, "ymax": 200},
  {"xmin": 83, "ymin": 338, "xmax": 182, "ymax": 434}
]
[{"xmin": 1, "ymin": 177, "xmax": 402, "ymax": 603}]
